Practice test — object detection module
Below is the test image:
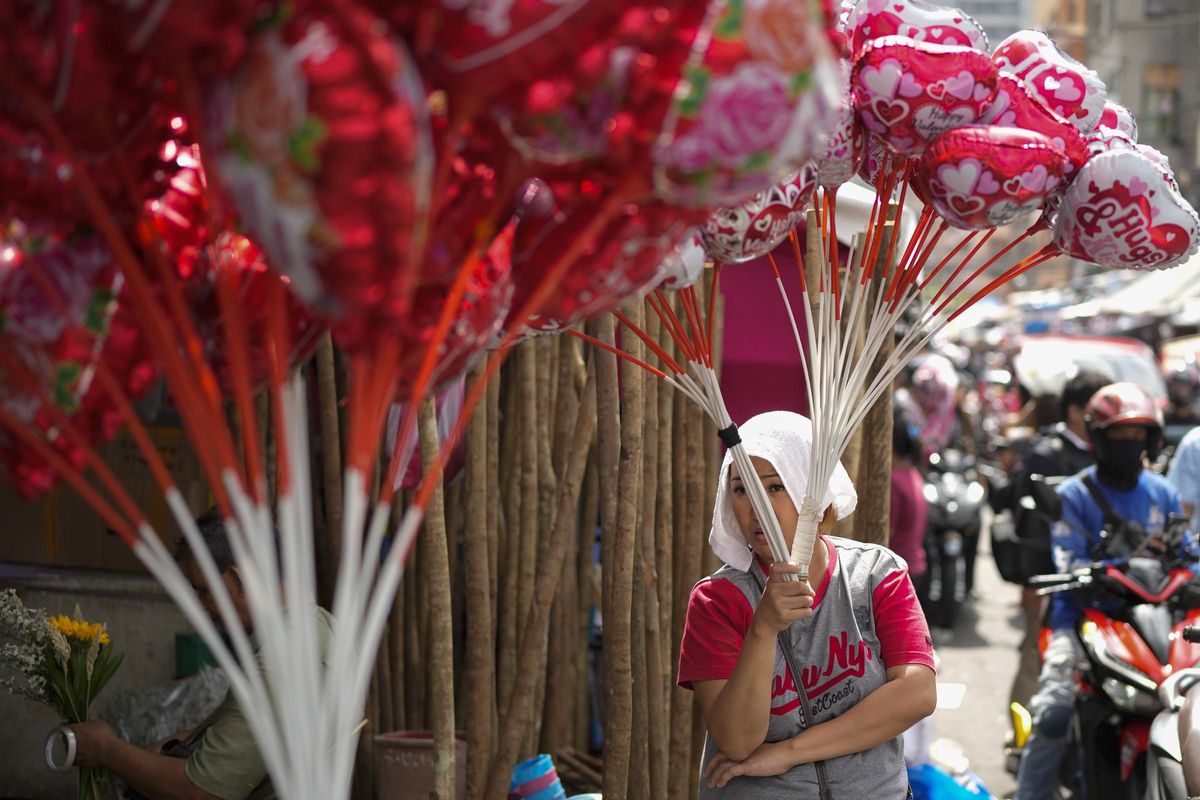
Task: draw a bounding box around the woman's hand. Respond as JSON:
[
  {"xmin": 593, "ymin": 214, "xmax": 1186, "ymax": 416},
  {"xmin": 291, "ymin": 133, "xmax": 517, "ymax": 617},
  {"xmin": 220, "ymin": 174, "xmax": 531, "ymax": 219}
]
[
  {"xmin": 750, "ymin": 563, "xmax": 814, "ymax": 636},
  {"xmin": 704, "ymin": 741, "xmax": 799, "ymax": 789}
]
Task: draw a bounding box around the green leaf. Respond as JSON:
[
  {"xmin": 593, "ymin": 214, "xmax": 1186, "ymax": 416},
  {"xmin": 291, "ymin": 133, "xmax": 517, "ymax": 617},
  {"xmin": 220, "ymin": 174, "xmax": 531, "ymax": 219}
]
[
  {"xmin": 791, "ymin": 70, "xmax": 812, "ymax": 95},
  {"xmin": 714, "ymin": 0, "xmax": 744, "ymax": 39},
  {"xmin": 742, "ymin": 151, "xmax": 772, "ymax": 172},
  {"xmin": 84, "ymin": 289, "xmax": 114, "ymax": 334},
  {"xmin": 289, "ymin": 116, "xmax": 328, "ymax": 174}
]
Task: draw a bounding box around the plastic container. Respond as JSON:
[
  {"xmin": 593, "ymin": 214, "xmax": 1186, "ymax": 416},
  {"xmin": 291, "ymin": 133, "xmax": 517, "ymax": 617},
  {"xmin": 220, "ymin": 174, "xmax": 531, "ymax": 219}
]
[
  {"xmin": 375, "ymin": 730, "xmax": 467, "ymax": 800},
  {"xmin": 509, "ymin": 753, "xmax": 567, "ymax": 800}
]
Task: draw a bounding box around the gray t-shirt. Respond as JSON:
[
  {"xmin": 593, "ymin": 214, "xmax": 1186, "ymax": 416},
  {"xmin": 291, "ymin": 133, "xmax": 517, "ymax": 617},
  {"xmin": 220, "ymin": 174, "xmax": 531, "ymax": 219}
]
[{"xmin": 680, "ymin": 536, "xmax": 934, "ymax": 799}]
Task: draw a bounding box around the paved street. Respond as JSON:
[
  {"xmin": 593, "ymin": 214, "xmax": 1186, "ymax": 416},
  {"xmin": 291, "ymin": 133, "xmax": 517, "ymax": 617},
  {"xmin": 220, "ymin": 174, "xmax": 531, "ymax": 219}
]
[{"xmin": 927, "ymin": 532, "xmax": 1024, "ymax": 799}]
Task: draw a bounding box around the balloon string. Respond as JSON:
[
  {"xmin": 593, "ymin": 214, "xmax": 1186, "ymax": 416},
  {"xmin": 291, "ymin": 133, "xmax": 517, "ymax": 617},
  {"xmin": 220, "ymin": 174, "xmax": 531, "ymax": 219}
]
[
  {"xmin": 264, "ymin": 277, "xmax": 294, "ymax": 496},
  {"xmin": 932, "ymin": 225, "xmax": 1037, "ymax": 318},
  {"xmin": 788, "ymin": 229, "xmax": 808, "ymax": 293},
  {"xmin": 919, "ymin": 230, "xmax": 979, "ymax": 292},
  {"xmin": 883, "ymin": 205, "xmax": 934, "ymax": 301},
  {"xmin": 825, "ymin": 192, "xmax": 840, "ymax": 318},
  {"xmin": 648, "ymin": 290, "xmax": 700, "ymax": 363},
  {"xmin": 860, "ymin": 152, "xmax": 893, "ymax": 281},
  {"xmin": 215, "ymin": 260, "xmax": 264, "ymax": 501},
  {"xmin": 878, "ymin": 164, "xmax": 913, "ymax": 286},
  {"xmin": 948, "ymin": 244, "xmax": 1059, "ymax": 322},
  {"xmin": 928, "ymin": 228, "xmax": 995, "ymax": 309},
  {"xmin": 679, "ymin": 287, "xmax": 711, "ymax": 367},
  {"xmin": 565, "ymin": 329, "xmax": 669, "ymax": 379},
  {"xmin": 623, "ymin": 300, "xmax": 687, "ymax": 374},
  {"xmin": 706, "ymin": 262, "xmax": 723, "ymax": 353},
  {"xmin": 890, "ymin": 217, "xmax": 947, "ymax": 311}
]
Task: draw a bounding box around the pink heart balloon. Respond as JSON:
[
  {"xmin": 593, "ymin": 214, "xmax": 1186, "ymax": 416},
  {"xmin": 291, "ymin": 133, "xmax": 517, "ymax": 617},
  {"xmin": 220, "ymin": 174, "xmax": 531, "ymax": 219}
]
[
  {"xmin": 979, "ymin": 74, "xmax": 1089, "ymax": 179},
  {"xmin": 1054, "ymin": 149, "xmax": 1200, "ymax": 271},
  {"xmin": 846, "ymin": 0, "xmax": 989, "ymax": 59},
  {"xmin": 919, "ymin": 125, "xmax": 1068, "ymax": 229},
  {"xmin": 992, "ymin": 29, "xmax": 1107, "ymax": 134},
  {"xmin": 852, "ymin": 37, "xmax": 997, "ymax": 157},
  {"xmin": 1098, "ymin": 100, "xmax": 1138, "ymax": 141},
  {"xmin": 700, "ymin": 165, "xmax": 819, "ymax": 264},
  {"xmin": 815, "ymin": 60, "xmax": 865, "ymax": 189}
]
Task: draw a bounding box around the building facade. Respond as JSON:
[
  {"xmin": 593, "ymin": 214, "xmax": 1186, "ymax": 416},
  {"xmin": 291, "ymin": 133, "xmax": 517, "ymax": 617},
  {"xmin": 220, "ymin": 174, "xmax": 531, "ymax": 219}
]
[{"xmin": 955, "ymin": 0, "xmax": 1037, "ymax": 47}]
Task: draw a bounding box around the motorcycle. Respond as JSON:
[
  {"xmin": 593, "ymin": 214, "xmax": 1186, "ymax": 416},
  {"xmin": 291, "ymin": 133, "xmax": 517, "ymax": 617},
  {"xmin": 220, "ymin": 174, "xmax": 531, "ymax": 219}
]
[
  {"xmin": 921, "ymin": 449, "xmax": 986, "ymax": 629},
  {"xmin": 1004, "ymin": 480, "xmax": 1200, "ymax": 799}
]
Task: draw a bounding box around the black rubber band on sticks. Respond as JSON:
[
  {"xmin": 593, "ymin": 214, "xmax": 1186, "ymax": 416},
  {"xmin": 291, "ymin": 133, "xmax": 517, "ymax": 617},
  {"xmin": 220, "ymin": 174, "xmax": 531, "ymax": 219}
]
[{"xmin": 717, "ymin": 423, "xmax": 741, "ymax": 449}]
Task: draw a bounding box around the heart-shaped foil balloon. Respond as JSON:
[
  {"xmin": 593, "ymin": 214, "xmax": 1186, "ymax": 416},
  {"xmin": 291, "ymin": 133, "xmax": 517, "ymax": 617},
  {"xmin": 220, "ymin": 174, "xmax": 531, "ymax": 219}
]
[
  {"xmin": 919, "ymin": 125, "xmax": 1068, "ymax": 230},
  {"xmin": 206, "ymin": 3, "xmax": 434, "ymax": 353},
  {"xmin": 857, "ymin": 130, "xmax": 893, "ymax": 186},
  {"xmin": 0, "ymin": 223, "xmax": 156, "ymax": 498},
  {"xmin": 510, "ymin": 186, "xmax": 695, "ymax": 332},
  {"xmin": 979, "ymin": 74, "xmax": 1089, "ymax": 179},
  {"xmin": 815, "ymin": 60, "xmax": 865, "ymax": 189},
  {"xmin": 395, "ymin": 222, "xmax": 516, "ymax": 396},
  {"xmin": 846, "ymin": 0, "xmax": 989, "ymax": 58},
  {"xmin": 144, "ymin": 165, "xmax": 323, "ymax": 392},
  {"xmin": 647, "ymin": 0, "xmax": 840, "ymax": 207},
  {"xmin": 1098, "ymin": 100, "xmax": 1138, "ymax": 142},
  {"xmin": 1085, "ymin": 126, "xmax": 1135, "ymax": 157},
  {"xmin": 654, "ymin": 228, "xmax": 707, "ymax": 291},
  {"xmin": 853, "ymin": 36, "xmax": 997, "ymax": 156},
  {"xmin": 701, "ymin": 165, "xmax": 819, "ymax": 263},
  {"xmin": 1054, "ymin": 149, "xmax": 1200, "ymax": 271},
  {"xmin": 992, "ymin": 29, "xmax": 1107, "ymax": 134}
]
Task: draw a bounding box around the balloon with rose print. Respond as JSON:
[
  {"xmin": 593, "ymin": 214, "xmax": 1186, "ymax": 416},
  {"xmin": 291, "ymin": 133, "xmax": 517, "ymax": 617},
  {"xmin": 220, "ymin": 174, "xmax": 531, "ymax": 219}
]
[
  {"xmin": 852, "ymin": 36, "xmax": 998, "ymax": 157},
  {"xmin": 205, "ymin": 2, "xmax": 434, "ymax": 354},
  {"xmin": 917, "ymin": 125, "xmax": 1069, "ymax": 230},
  {"xmin": 1054, "ymin": 148, "xmax": 1200, "ymax": 271}
]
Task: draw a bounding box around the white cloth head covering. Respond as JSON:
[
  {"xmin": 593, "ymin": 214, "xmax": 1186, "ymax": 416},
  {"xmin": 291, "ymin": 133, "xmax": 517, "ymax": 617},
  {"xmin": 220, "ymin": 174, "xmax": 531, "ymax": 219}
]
[{"xmin": 708, "ymin": 411, "xmax": 858, "ymax": 571}]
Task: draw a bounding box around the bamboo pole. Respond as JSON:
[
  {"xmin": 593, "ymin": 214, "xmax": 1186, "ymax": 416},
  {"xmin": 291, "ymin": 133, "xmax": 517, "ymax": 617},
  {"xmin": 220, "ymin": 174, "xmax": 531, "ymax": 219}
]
[
  {"xmin": 836, "ymin": 236, "xmax": 867, "ymax": 539},
  {"xmin": 602, "ymin": 300, "xmax": 645, "ymax": 800},
  {"xmin": 684, "ymin": 397, "xmax": 707, "ymax": 800},
  {"xmin": 419, "ymin": 397, "xmax": 457, "ymax": 800},
  {"xmin": 463, "ymin": 362, "xmax": 495, "ymax": 800},
  {"xmin": 517, "ymin": 345, "xmax": 540, "ymax": 633},
  {"xmin": 592, "ymin": 315, "xmax": 620, "ymax": 620},
  {"xmin": 577, "ymin": 457, "xmax": 600, "ymax": 752},
  {"xmin": 486, "ymin": 361, "xmax": 502, "ymax": 700},
  {"xmin": 857, "ymin": 217, "xmax": 899, "ymax": 546},
  {"xmin": 315, "ymin": 332, "xmax": 343, "ymax": 608},
  {"xmin": 654, "ymin": 330, "xmax": 675, "ymax": 775},
  {"xmin": 497, "ymin": 365, "xmax": 522, "ymax": 715},
  {"xmin": 388, "ymin": 494, "xmax": 407, "ymax": 731},
  {"xmin": 482, "ymin": 362, "xmax": 599, "ymax": 800},
  {"xmin": 667, "ymin": 364, "xmax": 693, "ymax": 800},
  {"xmin": 405, "ymin": 512, "xmax": 426, "ymax": 729}
]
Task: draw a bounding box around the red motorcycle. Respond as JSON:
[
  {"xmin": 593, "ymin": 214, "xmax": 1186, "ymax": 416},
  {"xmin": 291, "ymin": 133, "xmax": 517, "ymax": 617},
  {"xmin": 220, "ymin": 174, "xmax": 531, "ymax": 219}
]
[{"xmin": 1006, "ymin": 485, "xmax": 1200, "ymax": 799}]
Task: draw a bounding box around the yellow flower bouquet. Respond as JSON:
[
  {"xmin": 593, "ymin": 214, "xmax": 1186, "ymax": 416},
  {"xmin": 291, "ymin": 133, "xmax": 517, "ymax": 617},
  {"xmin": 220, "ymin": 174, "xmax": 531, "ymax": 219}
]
[{"xmin": 0, "ymin": 589, "xmax": 123, "ymax": 800}]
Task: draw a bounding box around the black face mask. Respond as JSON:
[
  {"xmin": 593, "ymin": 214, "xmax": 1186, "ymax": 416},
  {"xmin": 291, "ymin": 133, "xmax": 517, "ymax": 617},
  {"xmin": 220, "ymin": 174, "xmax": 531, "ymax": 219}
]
[{"xmin": 1093, "ymin": 435, "xmax": 1147, "ymax": 490}]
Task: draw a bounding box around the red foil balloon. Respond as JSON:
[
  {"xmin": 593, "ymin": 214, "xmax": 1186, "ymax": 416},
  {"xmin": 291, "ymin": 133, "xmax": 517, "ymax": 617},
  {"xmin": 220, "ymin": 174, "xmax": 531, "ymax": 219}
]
[
  {"xmin": 919, "ymin": 126, "xmax": 1069, "ymax": 230},
  {"xmin": 509, "ymin": 184, "xmax": 695, "ymax": 332},
  {"xmin": 979, "ymin": 74, "xmax": 1089, "ymax": 179},
  {"xmin": 853, "ymin": 37, "xmax": 997, "ymax": 156},
  {"xmin": 0, "ymin": 224, "xmax": 156, "ymax": 498},
  {"xmin": 145, "ymin": 166, "xmax": 323, "ymax": 391},
  {"xmin": 992, "ymin": 29, "xmax": 1107, "ymax": 134},
  {"xmin": 846, "ymin": 0, "xmax": 989, "ymax": 58},
  {"xmin": 394, "ymin": 223, "xmax": 516, "ymax": 396},
  {"xmin": 701, "ymin": 165, "xmax": 819, "ymax": 263},
  {"xmin": 1054, "ymin": 149, "xmax": 1200, "ymax": 271},
  {"xmin": 206, "ymin": 3, "xmax": 434, "ymax": 353}
]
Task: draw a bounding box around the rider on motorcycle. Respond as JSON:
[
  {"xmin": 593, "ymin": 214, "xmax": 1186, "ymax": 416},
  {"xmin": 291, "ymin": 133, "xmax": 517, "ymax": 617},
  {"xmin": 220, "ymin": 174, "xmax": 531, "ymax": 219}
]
[{"xmin": 1015, "ymin": 382, "xmax": 1183, "ymax": 800}]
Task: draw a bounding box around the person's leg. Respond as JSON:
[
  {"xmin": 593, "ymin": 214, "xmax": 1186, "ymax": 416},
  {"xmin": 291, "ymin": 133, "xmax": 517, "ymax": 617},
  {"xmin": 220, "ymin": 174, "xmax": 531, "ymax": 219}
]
[
  {"xmin": 1015, "ymin": 630, "xmax": 1081, "ymax": 800},
  {"xmin": 1009, "ymin": 591, "xmax": 1045, "ymax": 709}
]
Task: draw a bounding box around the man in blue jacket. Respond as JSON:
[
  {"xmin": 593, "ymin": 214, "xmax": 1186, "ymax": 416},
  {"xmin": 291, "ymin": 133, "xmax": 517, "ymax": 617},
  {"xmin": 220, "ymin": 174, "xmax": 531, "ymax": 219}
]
[{"xmin": 1016, "ymin": 382, "xmax": 1181, "ymax": 800}]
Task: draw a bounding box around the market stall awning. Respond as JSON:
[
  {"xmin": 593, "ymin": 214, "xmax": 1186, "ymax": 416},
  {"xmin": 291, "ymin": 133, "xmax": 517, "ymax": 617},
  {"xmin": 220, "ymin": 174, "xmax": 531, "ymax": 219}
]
[{"xmin": 1062, "ymin": 254, "xmax": 1200, "ymax": 319}]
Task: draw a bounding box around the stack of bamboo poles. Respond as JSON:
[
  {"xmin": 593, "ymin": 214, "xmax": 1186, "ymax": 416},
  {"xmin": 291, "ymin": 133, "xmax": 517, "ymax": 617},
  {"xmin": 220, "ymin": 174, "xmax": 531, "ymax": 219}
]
[{"xmin": 297, "ymin": 261, "xmax": 893, "ymax": 800}]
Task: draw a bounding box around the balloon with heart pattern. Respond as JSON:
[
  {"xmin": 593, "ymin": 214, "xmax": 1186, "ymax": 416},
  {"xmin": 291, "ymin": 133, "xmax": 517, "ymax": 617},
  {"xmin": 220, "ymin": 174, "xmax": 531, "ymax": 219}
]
[
  {"xmin": 654, "ymin": 228, "xmax": 707, "ymax": 291},
  {"xmin": 918, "ymin": 125, "xmax": 1069, "ymax": 230},
  {"xmin": 1098, "ymin": 100, "xmax": 1137, "ymax": 142},
  {"xmin": 815, "ymin": 60, "xmax": 865, "ymax": 189},
  {"xmin": 979, "ymin": 74, "xmax": 1089, "ymax": 179},
  {"xmin": 1054, "ymin": 148, "xmax": 1200, "ymax": 271},
  {"xmin": 857, "ymin": 130, "xmax": 894, "ymax": 187},
  {"xmin": 853, "ymin": 36, "xmax": 998, "ymax": 157},
  {"xmin": 992, "ymin": 29, "xmax": 1107, "ymax": 134},
  {"xmin": 845, "ymin": 0, "xmax": 989, "ymax": 59},
  {"xmin": 205, "ymin": 2, "xmax": 434, "ymax": 354},
  {"xmin": 701, "ymin": 165, "xmax": 819, "ymax": 264}
]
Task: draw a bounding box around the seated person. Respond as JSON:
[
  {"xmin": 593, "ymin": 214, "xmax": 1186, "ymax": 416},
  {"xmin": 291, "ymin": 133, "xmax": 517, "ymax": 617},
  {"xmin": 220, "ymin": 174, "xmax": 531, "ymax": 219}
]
[{"xmin": 70, "ymin": 510, "xmax": 334, "ymax": 800}]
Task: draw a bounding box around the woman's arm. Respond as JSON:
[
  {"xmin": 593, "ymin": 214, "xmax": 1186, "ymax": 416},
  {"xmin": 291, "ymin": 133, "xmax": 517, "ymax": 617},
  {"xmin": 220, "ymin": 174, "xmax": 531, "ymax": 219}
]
[
  {"xmin": 693, "ymin": 564, "xmax": 815, "ymax": 761},
  {"xmin": 705, "ymin": 664, "xmax": 936, "ymax": 788}
]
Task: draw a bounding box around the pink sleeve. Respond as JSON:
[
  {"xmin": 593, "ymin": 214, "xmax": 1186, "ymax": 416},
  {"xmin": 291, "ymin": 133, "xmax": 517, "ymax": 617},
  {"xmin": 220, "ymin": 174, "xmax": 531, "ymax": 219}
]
[
  {"xmin": 873, "ymin": 569, "xmax": 936, "ymax": 671},
  {"xmin": 677, "ymin": 578, "xmax": 754, "ymax": 690}
]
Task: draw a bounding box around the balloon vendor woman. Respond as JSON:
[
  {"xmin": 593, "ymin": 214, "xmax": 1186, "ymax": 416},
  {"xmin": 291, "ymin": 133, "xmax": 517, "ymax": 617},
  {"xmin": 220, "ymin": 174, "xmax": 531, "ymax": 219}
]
[{"xmin": 678, "ymin": 411, "xmax": 936, "ymax": 798}]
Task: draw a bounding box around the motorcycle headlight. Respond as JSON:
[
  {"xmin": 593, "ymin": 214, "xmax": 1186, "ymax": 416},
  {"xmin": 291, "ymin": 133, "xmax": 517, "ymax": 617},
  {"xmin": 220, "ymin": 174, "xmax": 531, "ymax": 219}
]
[
  {"xmin": 1081, "ymin": 621, "xmax": 1160, "ymax": 696},
  {"xmin": 1100, "ymin": 677, "xmax": 1161, "ymax": 716}
]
